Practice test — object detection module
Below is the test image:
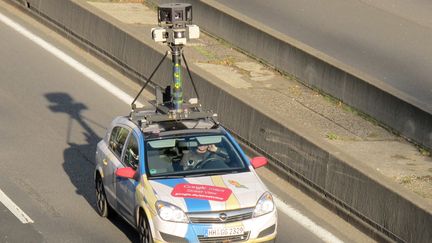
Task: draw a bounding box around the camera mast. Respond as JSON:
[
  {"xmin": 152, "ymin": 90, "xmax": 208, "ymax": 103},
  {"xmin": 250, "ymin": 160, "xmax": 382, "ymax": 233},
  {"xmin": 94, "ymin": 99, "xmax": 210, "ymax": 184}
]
[{"xmin": 130, "ymin": 3, "xmax": 217, "ymax": 127}]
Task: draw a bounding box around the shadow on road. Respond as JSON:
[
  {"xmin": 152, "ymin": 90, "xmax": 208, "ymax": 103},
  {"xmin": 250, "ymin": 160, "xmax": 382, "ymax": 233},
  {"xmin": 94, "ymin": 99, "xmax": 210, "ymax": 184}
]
[{"xmin": 45, "ymin": 92, "xmax": 139, "ymax": 242}]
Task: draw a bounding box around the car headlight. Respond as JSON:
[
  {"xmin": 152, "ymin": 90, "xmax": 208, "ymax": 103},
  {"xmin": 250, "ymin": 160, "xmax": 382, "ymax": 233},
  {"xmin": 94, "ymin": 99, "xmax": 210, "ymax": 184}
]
[
  {"xmin": 155, "ymin": 201, "xmax": 189, "ymax": 223},
  {"xmin": 253, "ymin": 192, "xmax": 274, "ymax": 217}
]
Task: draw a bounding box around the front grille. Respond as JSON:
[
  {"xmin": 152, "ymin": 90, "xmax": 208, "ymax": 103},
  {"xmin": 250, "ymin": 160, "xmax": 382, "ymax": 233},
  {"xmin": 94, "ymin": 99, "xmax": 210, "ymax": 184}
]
[
  {"xmin": 188, "ymin": 207, "xmax": 254, "ymax": 224},
  {"xmin": 198, "ymin": 231, "xmax": 250, "ymax": 243},
  {"xmin": 190, "ymin": 212, "xmax": 253, "ymax": 224}
]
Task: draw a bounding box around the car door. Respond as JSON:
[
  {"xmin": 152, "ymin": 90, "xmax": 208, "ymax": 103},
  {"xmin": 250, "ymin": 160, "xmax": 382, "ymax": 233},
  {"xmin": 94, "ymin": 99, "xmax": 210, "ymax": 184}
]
[
  {"xmin": 102, "ymin": 125, "xmax": 130, "ymax": 209},
  {"xmin": 115, "ymin": 131, "xmax": 139, "ymax": 224}
]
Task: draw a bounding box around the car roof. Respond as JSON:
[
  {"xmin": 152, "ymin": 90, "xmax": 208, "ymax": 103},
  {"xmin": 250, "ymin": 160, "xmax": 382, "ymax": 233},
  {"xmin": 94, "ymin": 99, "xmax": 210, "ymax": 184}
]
[
  {"xmin": 142, "ymin": 119, "xmax": 223, "ymax": 138},
  {"xmin": 115, "ymin": 116, "xmax": 223, "ymax": 140},
  {"xmin": 124, "ymin": 103, "xmax": 222, "ymax": 139}
]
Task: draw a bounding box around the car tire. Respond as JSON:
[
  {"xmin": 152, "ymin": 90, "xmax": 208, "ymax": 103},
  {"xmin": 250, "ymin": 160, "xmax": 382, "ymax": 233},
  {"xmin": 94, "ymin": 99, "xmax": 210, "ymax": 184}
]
[
  {"xmin": 95, "ymin": 174, "xmax": 111, "ymax": 217},
  {"xmin": 138, "ymin": 211, "xmax": 153, "ymax": 243}
]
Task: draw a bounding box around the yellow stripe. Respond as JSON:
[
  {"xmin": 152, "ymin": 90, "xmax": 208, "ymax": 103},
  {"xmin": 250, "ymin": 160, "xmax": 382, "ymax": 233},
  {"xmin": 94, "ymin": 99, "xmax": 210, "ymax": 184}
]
[
  {"xmin": 211, "ymin": 175, "xmax": 244, "ymax": 227},
  {"xmin": 139, "ymin": 175, "xmax": 158, "ymax": 219},
  {"xmin": 211, "ymin": 176, "xmax": 240, "ymax": 210}
]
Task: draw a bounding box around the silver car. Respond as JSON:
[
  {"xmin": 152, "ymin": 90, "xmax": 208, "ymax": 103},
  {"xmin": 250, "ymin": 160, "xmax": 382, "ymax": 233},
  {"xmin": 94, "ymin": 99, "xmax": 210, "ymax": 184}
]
[{"xmin": 94, "ymin": 116, "xmax": 277, "ymax": 243}]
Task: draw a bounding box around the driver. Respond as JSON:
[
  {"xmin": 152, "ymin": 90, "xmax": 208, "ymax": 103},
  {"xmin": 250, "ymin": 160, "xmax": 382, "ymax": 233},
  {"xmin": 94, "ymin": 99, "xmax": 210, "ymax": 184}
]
[{"xmin": 180, "ymin": 144, "xmax": 218, "ymax": 169}]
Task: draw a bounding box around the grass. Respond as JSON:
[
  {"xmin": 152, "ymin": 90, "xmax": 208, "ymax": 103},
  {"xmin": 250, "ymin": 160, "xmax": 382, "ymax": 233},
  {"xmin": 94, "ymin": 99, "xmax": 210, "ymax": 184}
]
[
  {"xmin": 367, "ymin": 132, "xmax": 379, "ymax": 138},
  {"xmin": 418, "ymin": 147, "xmax": 431, "ymax": 156},
  {"xmin": 193, "ymin": 46, "xmax": 217, "ymax": 60},
  {"xmin": 207, "ymin": 56, "xmax": 236, "ymax": 66},
  {"xmin": 326, "ymin": 132, "xmax": 339, "ymax": 140},
  {"xmin": 400, "ymin": 176, "xmax": 413, "ymax": 184},
  {"xmin": 400, "ymin": 175, "xmax": 432, "ymax": 184},
  {"xmin": 318, "ymin": 92, "xmax": 387, "ymax": 128}
]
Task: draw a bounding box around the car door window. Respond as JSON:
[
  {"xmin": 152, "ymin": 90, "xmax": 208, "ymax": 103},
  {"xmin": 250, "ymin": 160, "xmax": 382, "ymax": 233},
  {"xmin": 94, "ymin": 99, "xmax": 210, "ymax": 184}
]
[
  {"xmin": 123, "ymin": 134, "xmax": 139, "ymax": 170},
  {"xmin": 109, "ymin": 126, "xmax": 129, "ymax": 158}
]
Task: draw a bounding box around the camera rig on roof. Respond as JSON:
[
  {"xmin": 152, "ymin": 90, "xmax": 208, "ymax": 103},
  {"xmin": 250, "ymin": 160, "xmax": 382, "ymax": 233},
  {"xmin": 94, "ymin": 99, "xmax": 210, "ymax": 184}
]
[{"xmin": 130, "ymin": 3, "xmax": 218, "ymax": 128}]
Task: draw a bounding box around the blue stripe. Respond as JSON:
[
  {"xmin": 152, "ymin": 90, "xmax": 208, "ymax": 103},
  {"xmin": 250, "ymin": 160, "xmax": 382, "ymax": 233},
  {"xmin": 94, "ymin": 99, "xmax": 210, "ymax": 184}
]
[
  {"xmin": 154, "ymin": 179, "xmax": 212, "ymax": 212},
  {"xmin": 137, "ymin": 131, "xmax": 146, "ymax": 175},
  {"xmin": 155, "ymin": 178, "xmax": 212, "ymax": 243},
  {"xmin": 223, "ymin": 128, "xmax": 251, "ymax": 166},
  {"xmin": 185, "ymin": 225, "xmax": 196, "ymax": 243},
  {"xmin": 155, "ymin": 178, "xmax": 185, "ymax": 188},
  {"xmin": 119, "ymin": 178, "xmax": 138, "ymax": 189}
]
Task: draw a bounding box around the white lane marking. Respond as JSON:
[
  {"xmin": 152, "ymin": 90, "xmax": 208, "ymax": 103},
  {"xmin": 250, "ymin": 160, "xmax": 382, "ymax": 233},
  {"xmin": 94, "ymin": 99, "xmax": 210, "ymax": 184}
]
[
  {"xmin": 274, "ymin": 196, "xmax": 344, "ymax": 243},
  {"xmin": 0, "ymin": 188, "xmax": 34, "ymax": 224},
  {"xmin": 0, "ymin": 11, "xmax": 142, "ymax": 107}
]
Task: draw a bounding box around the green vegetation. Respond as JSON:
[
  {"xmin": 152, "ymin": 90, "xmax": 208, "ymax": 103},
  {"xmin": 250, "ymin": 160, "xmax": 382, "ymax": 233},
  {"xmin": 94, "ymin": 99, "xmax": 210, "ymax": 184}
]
[
  {"xmin": 400, "ymin": 176, "xmax": 413, "ymax": 184},
  {"xmin": 193, "ymin": 46, "xmax": 217, "ymax": 60},
  {"xmin": 326, "ymin": 132, "xmax": 339, "ymax": 140},
  {"xmin": 418, "ymin": 147, "xmax": 431, "ymax": 157},
  {"xmin": 208, "ymin": 57, "xmax": 236, "ymax": 66}
]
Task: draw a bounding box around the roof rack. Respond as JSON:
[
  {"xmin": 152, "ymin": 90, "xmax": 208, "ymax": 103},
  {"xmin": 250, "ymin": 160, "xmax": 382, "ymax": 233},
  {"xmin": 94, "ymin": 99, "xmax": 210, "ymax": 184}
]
[
  {"xmin": 129, "ymin": 94, "xmax": 219, "ymax": 129},
  {"xmin": 130, "ymin": 104, "xmax": 218, "ymax": 126}
]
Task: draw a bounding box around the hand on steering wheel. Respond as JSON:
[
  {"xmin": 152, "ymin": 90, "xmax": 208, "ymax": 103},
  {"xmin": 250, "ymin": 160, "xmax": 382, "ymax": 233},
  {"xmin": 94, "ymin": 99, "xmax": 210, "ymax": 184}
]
[{"xmin": 194, "ymin": 157, "xmax": 219, "ymax": 169}]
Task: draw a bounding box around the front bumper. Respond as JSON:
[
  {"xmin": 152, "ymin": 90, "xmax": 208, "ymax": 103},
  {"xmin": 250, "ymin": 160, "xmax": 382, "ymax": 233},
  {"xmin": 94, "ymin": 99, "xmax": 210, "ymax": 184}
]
[{"xmin": 151, "ymin": 209, "xmax": 277, "ymax": 243}]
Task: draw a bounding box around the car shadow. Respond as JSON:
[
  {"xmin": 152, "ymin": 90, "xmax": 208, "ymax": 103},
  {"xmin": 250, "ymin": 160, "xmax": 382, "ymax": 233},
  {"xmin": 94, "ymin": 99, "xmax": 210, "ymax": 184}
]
[{"xmin": 45, "ymin": 92, "xmax": 139, "ymax": 242}]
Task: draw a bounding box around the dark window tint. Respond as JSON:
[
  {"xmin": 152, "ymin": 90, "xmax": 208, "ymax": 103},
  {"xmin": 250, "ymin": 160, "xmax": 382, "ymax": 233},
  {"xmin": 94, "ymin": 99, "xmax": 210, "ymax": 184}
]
[
  {"xmin": 123, "ymin": 135, "xmax": 139, "ymax": 170},
  {"xmin": 109, "ymin": 126, "xmax": 129, "ymax": 158}
]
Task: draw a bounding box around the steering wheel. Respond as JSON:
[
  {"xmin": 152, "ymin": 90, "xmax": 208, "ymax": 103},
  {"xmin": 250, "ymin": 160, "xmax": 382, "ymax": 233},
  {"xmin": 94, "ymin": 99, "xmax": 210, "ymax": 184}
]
[{"xmin": 194, "ymin": 157, "xmax": 220, "ymax": 169}]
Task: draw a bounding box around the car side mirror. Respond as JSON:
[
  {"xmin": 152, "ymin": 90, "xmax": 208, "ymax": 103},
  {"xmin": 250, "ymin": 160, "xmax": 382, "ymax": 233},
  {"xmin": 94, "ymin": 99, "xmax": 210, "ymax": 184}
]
[
  {"xmin": 115, "ymin": 167, "xmax": 136, "ymax": 180},
  {"xmin": 251, "ymin": 157, "xmax": 268, "ymax": 169}
]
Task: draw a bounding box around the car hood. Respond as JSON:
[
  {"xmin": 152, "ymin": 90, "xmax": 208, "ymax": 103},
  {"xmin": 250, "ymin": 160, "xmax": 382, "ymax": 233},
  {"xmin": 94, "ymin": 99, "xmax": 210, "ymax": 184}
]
[{"xmin": 149, "ymin": 171, "xmax": 267, "ymax": 213}]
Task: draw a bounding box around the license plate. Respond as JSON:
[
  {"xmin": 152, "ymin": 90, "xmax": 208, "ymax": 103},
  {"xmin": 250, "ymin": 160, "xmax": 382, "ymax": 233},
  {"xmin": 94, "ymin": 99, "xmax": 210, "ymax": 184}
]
[{"xmin": 207, "ymin": 226, "xmax": 244, "ymax": 237}]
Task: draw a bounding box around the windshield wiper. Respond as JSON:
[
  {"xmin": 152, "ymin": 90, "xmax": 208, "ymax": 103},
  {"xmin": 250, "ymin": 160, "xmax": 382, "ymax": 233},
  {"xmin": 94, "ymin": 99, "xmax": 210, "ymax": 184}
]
[
  {"xmin": 149, "ymin": 174, "xmax": 187, "ymax": 179},
  {"xmin": 150, "ymin": 169, "xmax": 244, "ymax": 179},
  {"xmin": 184, "ymin": 170, "xmax": 240, "ymax": 178}
]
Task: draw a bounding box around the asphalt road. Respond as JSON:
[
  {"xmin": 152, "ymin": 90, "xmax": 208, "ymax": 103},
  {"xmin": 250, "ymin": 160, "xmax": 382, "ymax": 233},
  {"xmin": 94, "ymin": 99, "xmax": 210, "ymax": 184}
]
[
  {"xmin": 0, "ymin": 2, "xmax": 371, "ymax": 242},
  {"xmin": 215, "ymin": 0, "xmax": 432, "ymax": 111}
]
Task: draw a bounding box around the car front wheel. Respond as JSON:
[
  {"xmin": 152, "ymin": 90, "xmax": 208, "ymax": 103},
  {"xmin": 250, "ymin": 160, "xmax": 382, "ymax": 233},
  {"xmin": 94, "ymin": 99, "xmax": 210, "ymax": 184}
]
[
  {"xmin": 95, "ymin": 175, "xmax": 110, "ymax": 217},
  {"xmin": 138, "ymin": 212, "xmax": 153, "ymax": 243}
]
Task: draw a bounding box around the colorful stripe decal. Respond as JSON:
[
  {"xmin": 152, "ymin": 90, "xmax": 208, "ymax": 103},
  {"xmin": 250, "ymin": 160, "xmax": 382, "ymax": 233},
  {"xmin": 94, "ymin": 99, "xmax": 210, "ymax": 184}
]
[
  {"xmin": 210, "ymin": 176, "xmax": 240, "ymax": 210},
  {"xmin": 210, "ymin": 175, "xmax": 244, "ymax": 228},
  {"xmin": 154, "ymin": 178, "xmax": 211, "ymax": 212},
  {"xmin": 154, "ymin": 178, "xmax": 211, "ymax": 243},
  {"xmin": 138, "ymin": 131, "xmax": 146, "ymax": 175},
  {"xmin": 223, "ymin": 129, "xmax": 251, "ymax": 166},
  {"xmin": 141, "ymin": 176, "xmax": 159, "ymax": 218}
]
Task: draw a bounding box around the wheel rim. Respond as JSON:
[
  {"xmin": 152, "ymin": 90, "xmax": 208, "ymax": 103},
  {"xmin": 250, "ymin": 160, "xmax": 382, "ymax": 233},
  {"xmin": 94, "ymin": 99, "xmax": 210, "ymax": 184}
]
[
  {"xmin": 140, "ymin": 215, "xmax": 151, "ymax": 243},
  {"xmin": 95, "ymin": 178, "xmax": 106, "ymax": 214}
]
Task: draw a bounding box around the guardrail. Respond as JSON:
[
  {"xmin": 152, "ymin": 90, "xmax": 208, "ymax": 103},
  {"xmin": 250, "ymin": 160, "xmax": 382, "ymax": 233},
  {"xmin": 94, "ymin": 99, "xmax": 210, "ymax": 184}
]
[{"xmin": 14, "ymin": 0, "xmax": 432, "ymax": 242}]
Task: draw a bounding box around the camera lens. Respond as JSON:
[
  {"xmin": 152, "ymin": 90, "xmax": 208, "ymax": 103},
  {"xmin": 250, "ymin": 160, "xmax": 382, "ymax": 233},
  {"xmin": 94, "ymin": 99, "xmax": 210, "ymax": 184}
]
[
  {"xmin": 175, "ymin": 31, "xmax": 184, "ymax": 38},
  {"xmin": 174, "ymin": 11, "xmax": 183, "ymax": 21},
  {"xmin": 159, "ymin": 9, "xmax": 171, "ymax": 22}
]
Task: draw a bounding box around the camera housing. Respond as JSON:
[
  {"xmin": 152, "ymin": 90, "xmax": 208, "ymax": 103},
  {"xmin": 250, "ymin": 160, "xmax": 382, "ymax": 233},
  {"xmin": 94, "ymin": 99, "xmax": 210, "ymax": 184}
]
[
  {"xmin": 158, "ymin": 3, "xmax": 192, "ymax": 28},
  {"xmin": 152, "ymin": 3, "xmax": 199, "ymax": 46}
]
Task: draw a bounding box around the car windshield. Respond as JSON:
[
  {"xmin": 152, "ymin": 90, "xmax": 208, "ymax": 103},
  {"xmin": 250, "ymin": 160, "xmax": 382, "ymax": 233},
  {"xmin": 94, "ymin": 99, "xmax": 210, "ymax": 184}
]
[{"xmin": 145, "ymin": 134, "xmax": 249, "ymax": 178}]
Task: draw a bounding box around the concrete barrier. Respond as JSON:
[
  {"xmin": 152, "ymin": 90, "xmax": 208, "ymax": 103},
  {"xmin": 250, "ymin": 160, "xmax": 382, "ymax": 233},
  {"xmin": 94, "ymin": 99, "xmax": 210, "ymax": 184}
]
[
  {"xmin": 152, "ymin": 0, "xmax": 432, "ymax": 152},
  {"xmin": 15, "ymin": 0, "xmax": 432, "ymax": 242}
]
